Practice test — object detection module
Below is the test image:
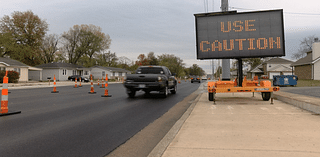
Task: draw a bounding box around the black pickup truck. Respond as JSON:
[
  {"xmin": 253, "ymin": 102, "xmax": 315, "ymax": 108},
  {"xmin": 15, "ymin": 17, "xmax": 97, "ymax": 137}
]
[{"xmin": 123, "ymin": 66, "xmax": 177, "ymax": 98}]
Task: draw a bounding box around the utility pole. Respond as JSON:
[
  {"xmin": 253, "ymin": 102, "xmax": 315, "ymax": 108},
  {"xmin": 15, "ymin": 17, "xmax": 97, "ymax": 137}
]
[{"xmin": 221, "ymin": 0, "xmax": 230, "ymax": 81}]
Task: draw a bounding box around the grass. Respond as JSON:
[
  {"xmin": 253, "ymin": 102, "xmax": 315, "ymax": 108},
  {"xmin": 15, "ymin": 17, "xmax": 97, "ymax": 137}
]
[
  {"xmin": 296, "ymin": 79, "xmax": 320, "ymax": 87},
  {"xmin": 267, "ymin": 79, "xmax": 320, "ymax": 87}
]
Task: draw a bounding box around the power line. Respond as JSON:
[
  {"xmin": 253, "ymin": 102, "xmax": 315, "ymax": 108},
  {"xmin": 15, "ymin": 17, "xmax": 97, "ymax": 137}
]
[{"xmin": 230, "ymin": 6, "xmax": 320, "ymax": 16}]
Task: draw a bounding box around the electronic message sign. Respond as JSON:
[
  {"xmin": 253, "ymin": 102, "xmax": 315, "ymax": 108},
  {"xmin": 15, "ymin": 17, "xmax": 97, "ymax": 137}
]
[{"xmin": 194, "ymin": 9, "xmax": 285, "ymax": 59}]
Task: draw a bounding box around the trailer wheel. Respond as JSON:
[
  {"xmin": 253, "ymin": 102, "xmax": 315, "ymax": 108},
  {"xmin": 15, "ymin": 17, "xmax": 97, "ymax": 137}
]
[{"xmin": 261, "ymin": 92, "xmax": 271, "ymax": 101}]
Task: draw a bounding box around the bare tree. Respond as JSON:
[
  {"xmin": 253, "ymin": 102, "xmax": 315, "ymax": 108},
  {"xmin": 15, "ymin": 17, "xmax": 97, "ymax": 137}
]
[
  {"xmin": 40, "ymin": 34, "xmax": 60, "ymax": 63},
  {"xmin": 292, "ymin": 35, "xmax": 318, "ymax": 60}
]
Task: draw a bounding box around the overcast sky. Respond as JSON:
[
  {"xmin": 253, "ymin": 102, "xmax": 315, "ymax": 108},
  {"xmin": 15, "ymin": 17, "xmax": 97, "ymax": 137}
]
[{"xmin": 1, "ymin": 0, "xmax": 320, "ymax": 74}]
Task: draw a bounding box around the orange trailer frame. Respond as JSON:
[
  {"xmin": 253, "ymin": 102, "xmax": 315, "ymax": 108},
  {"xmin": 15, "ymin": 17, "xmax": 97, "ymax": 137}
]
[{"xmin": 207, "ymin": 76, "xmax": 280, "ymax": 103}]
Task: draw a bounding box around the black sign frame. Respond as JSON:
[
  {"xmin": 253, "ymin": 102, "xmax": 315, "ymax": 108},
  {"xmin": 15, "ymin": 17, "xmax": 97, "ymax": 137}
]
[{"xmin": 194, "ymin": 9, "xmax": 285, "ymax": 59}]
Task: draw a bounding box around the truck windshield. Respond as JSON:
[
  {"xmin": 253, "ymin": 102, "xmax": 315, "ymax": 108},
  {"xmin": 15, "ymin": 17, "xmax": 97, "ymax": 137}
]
[{"xmin": 137, "ymin": 67, "xmax": 164, "ymax": 74}]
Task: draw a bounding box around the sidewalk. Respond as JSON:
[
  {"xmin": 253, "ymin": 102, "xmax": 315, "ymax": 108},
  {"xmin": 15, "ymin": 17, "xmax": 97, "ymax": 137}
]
[{"xmin": 148, "ymin": 84, "xmax": 320, "ymax": 157}]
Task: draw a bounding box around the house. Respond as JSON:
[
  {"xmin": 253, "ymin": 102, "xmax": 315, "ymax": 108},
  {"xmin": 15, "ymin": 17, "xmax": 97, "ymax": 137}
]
[
  {"xmin": 291, "ymin": 42, "xmax": 320, "ymax": 80},
  {"xmin": 230, "ymin": 69, "xmax": 247, "ymax": 79},
  {"xmin": 0, "ymin": 57, "xmax": 30, "ymax": 82},
  {"xmin": 90, "ymin": 66, "xmax": 131, "ymax": 80},
  {"xmin": 247, "ymin": 57, "xmax": 294, "ymax": 79},
  {"xmin": 34, "ymin": 62, "xmax": 90, "ymax": 81}
]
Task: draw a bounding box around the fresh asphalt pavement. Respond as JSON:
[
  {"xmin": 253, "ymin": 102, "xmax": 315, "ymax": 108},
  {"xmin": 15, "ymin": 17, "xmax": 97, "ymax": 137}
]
[
  {"xmin": 0, "ymin": 81, "xmax": 200, "ymax": 157},
  {"xmin": 280, "ymin": 86, "xmax": 320, "ymax": 98}
]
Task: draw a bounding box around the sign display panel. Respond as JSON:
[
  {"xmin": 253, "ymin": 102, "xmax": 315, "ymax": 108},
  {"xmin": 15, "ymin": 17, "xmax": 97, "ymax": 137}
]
[{"xmin": 194, "ymin": 9, "xmax": 285, "ymax": 59}]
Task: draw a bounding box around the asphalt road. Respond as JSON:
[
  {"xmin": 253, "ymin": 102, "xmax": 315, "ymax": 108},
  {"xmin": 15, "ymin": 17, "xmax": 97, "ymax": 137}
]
[
  {"xmin": 0, "ymin": 81, "xmax": 201, "ymax": 157},
  {"xmin": 280, "ymin": 86, "xmax": 320, "ymax": 98}
]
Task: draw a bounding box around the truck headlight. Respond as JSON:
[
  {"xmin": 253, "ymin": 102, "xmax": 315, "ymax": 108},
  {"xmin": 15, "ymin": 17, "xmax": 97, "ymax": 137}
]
[{"xmin": 158, "ymin": 76, "xmax": 162, "ymax": 82}]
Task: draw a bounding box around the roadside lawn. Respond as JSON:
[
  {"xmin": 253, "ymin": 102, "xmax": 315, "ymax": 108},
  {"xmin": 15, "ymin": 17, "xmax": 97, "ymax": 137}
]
[{"xmin": 296, "ymin": 79, "xmax": 320, "ymax": 87}]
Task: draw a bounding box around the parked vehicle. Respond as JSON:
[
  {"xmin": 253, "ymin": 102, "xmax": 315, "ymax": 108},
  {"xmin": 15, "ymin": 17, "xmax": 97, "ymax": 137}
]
[
  {"xmin": 68, "ymin": 75, "xmax": 90, "ymax": 82},
  {"xmin": 191, "ymin": 76, "xmax": 201, "ymax": 83},
  {"xmin": 123, "ymin": 66, "xmax": 177, "ymax": 98}
]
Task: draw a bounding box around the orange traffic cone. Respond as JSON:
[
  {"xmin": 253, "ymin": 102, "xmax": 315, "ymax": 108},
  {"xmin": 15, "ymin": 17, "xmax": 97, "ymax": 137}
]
[
  {"xmin": 0, "ymin": 71, "xmax": 21, "ymax": 116},
  {"xmin": 74, "ymin": 77, "xmax": 78, "ymax": 88},
  {"xmin": 101, "ymin": 74, "xmax": 112, "ymax": 97},
  {"xmin": 79, "ymin": 77, "xmax": 82, "ymax": 87},
  {"xmin": 100, "ymin": 77, "xmax": 105, "ymax": 88},
  {"xmin": 88, "ymin": 75, "xmax": 96, "ymax": 94},
  {"xmin": 51, "ymin": 75, "xmax": 59, "ymax": 93}
]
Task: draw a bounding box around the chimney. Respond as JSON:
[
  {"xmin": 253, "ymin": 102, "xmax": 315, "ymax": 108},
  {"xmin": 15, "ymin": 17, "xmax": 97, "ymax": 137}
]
[{"xmin": 312, "ymin": 41, "xmax": 320, "ymax": 60}]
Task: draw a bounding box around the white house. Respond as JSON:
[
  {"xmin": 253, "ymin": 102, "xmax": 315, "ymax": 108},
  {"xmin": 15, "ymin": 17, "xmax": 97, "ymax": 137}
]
[
  {"xmin": 34, "ymin": 62, "xmax": 90, "ymax": 81},
  {"xmin": 247, "ymin": 57, "xmax": 294, "ymax": 79},
  {"xmin": 90, "ymin": 66, "xmax": 131, "ymax": 80}
]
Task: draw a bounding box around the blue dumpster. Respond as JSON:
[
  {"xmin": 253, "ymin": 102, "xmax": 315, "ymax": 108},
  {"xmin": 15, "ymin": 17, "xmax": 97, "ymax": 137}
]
[{"xmin": 273, "ymin": 75, "xmax": 298, "ymax": 86}]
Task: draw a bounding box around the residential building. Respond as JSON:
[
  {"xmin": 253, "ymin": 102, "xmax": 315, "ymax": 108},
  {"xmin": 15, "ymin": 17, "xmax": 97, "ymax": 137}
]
[
  {"xmin": 90, "ymin": 66, "xmax": 131, "ymax": 80},
  {"xmin": 0, "ymin": 57, "xmax": 30, "ymax": 82},
  {"xmin": 34, "ymin": 62, "xmax": 90, "ymax": 81},
  {"xmin": 247, "ymin": 57, "xmax": 294, "ymax": 79},
  {"xmin": 291, "ymin": 42, "xmax": 320, "ymax": 80}
]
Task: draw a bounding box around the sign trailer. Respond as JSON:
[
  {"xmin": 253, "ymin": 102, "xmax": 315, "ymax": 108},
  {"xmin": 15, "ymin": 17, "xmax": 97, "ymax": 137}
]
[{"xmin": 194, "ymin": 9, "xmax": 284, "ymax": 103}]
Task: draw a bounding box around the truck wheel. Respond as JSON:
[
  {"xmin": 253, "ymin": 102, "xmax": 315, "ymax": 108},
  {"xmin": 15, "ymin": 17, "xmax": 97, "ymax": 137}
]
[
  {"xmin": 261, "ymin": 92, "xmax": 271, "ymax": 101},
  {"xmin": 171, "ymin": 84, "xmax": 177, "ymax": 94},
  {"xmin": 127, "ymin": 89, "xmax": 136, "ymax": 98},
  {"xmin": 162, "ymin": 86, "xmax": 168, "ymax": 98}
]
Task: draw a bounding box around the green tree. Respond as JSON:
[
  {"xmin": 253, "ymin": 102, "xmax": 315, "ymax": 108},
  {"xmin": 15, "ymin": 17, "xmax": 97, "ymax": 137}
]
[
  {"xmin": 147, "ymin": 52, "xmax": 158, "ymax": 65},
  {"xmin": 0, "ymin": 10, "xmax": 48, "ymax": 66},
  {"xmin": 187, "ymin": 64, "xmax": 205, "ymax": 76},
  {"xmin": 61, "ymin": 24, "xmax": 111, "ymax": 65},
  {"xmin": 95, "ymin": 51, "xmax": 118, "ymax": 67},
  {"xmin": 127, "ymin": 63, "xmax": 139, "ymax": 73},
  {"xmin": 157, "ymin": 54, "xmax": 185, "ymax": 77}
]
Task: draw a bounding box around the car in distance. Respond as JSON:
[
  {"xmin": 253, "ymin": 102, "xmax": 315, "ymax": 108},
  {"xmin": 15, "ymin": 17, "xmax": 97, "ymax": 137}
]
[
  {"xmin": 123, "ymin": 66, "xmax": 177, "ymax": 98},
  {"xmin": 68, "ymin": 75, "xmax": 89, "ymax": 82},
  {"xmin": 191, "ymin": 76, "xmax": 200, "ymax": 83}
]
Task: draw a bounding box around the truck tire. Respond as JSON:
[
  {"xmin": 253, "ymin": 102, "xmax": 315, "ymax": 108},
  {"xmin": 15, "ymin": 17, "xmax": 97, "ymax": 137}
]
[
  {"xmin": 161, "ymin": 86, "xmax": 168, "ymax": 98},
  {"xmin": 261, "ymin": 92, "xmax": 271, "ymax": 101},
  {"xmin": 127, "ymin": 89, "xmax": 136, "ymax": 98},
  {"xmin": 170, "ymin": 84, "xmax": 177, "ymax": 94}
]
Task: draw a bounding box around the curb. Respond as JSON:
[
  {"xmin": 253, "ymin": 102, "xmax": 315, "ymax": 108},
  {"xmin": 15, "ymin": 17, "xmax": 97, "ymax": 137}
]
[
  {"xmin": 273, "ymin": 92, "xmax": 320, "ymax": 114},
  {"xmin": 147, "ymin": 83, "xmax": 205, "ymax": 157}
]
